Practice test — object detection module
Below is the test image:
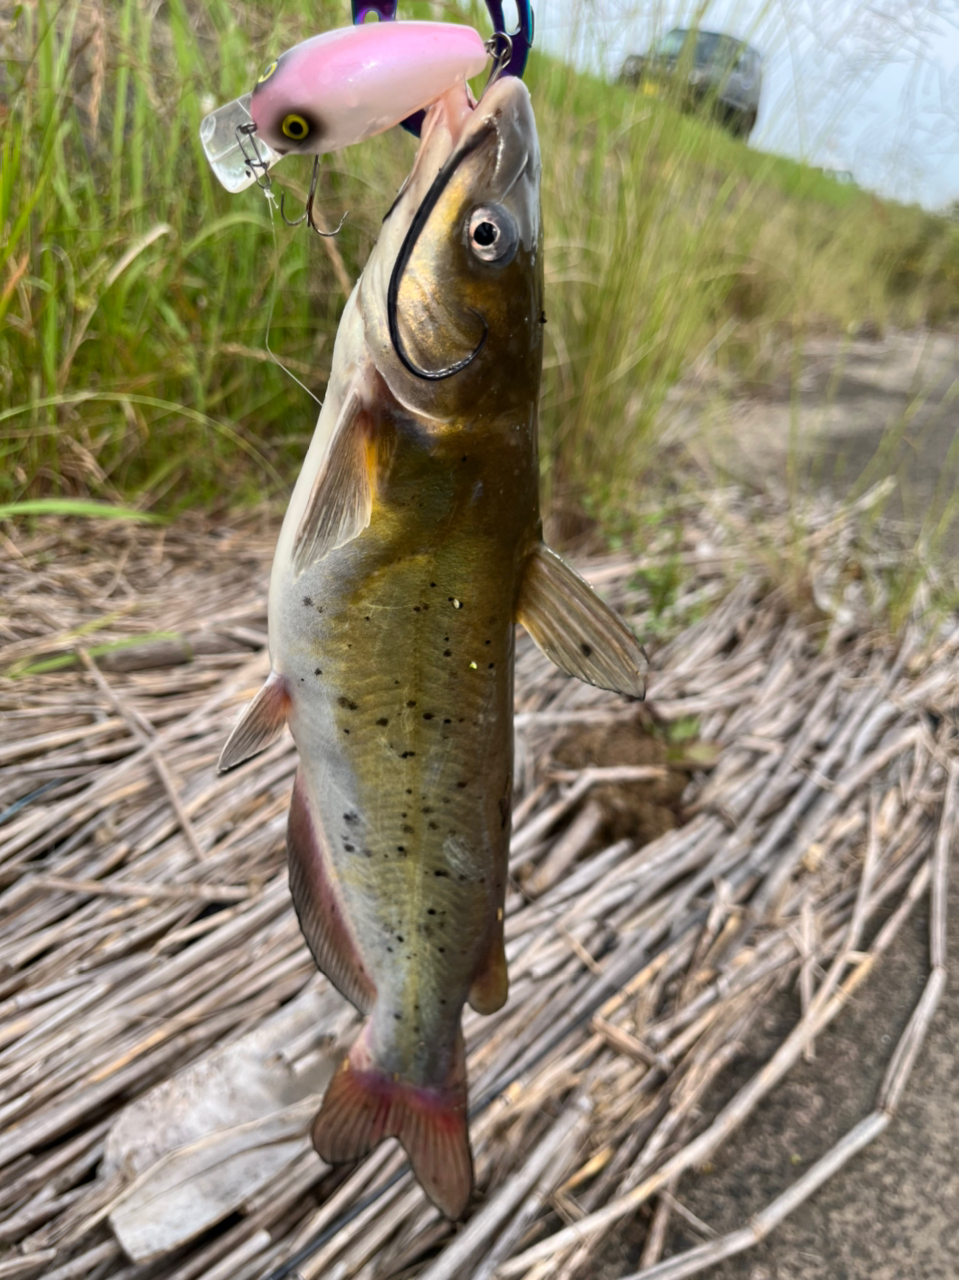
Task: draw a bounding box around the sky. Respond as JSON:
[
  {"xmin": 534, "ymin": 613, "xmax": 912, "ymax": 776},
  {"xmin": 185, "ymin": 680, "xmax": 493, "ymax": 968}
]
[{"xmin": 529, "ymin": 0, "xmax": 959, "ymax": 210}]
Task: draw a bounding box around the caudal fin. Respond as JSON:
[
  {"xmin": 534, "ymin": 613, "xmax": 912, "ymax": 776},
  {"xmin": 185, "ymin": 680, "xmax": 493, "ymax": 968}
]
[{"xmin": 312, "ymin": 1033, "xmax": 473, "ymax": 1219}]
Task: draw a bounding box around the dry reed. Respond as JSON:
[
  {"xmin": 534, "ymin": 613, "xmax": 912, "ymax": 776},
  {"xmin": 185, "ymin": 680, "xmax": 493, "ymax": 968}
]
[{"xmin": 0, "ymin": 484, "xmax": 955, "ymax": 1279}]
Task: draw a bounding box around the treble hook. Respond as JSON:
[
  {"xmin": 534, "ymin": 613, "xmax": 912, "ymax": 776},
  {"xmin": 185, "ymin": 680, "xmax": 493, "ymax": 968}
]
[{"xmin": 280, "ymin": 156, "xmax": 349, "ymax": 237}]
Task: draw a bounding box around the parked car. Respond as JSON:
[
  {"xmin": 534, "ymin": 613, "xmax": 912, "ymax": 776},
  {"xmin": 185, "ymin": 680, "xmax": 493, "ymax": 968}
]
[{"xmin": 620, "ymin": 28, "xmax": 762, "ymax": 139}]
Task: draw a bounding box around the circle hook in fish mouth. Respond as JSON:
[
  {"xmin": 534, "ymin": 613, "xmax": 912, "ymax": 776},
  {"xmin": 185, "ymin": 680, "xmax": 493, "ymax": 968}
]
[{"xmin": 387, "ymin": 125, "xmax": 494, "ymax": 381}]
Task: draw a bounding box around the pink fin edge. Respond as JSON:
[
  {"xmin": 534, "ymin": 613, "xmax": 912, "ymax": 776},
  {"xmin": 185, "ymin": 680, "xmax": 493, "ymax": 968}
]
[{"xmin": 312, "ymin": 1035, "xmax": 472, "ymax": 1219}]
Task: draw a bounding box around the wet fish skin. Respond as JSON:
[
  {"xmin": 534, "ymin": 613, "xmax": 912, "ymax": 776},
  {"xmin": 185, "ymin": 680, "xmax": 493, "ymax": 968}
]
[{"xmin": 220, "ymin": 77, "xmax": 646, "ymax": 1219}]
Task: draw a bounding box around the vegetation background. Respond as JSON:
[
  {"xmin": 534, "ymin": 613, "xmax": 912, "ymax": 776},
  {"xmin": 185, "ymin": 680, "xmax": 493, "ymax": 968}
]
[{"xmin": 3, "ymin": 0, "xmax": 958, "ymax": 528}]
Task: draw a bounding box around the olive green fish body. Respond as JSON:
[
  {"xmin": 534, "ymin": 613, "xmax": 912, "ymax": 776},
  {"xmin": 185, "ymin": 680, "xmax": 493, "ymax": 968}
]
[
  {"xmin": 276, "ymin": 399, "xmax": 539, "ymax": 1086},
  {"xmin": 220, "ymin": 78, "xmax": 646, "ymax": 1219}
]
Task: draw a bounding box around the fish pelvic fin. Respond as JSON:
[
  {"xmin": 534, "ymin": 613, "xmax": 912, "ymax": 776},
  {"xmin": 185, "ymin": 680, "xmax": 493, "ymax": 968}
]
[
  {"xmin": 312, "ymin": 1028, "xmax": 473, "ymax": 1219},
  {"xmin": 287, "ymin": 771, "xmax": 376, "ymax": 1014},
  {"xmin": 517, "ymin": 544, "xmax": 648, "ymax": 699},
  {"xmin": 218, "ymin": 671, "xmax": 289, "ymax": 772},
  {"xmin": 292, "ymin": 387, "xmax": 390, "ymax": 577}
]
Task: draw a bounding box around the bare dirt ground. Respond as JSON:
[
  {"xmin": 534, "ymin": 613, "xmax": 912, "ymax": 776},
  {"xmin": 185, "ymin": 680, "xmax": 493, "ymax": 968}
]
[
  {"xmin": 594, "ymin": 329, "xmax": 959, "ymax": 1280},
  {"xmin": 677, "ymin": 328, "xmax": 959, "ymax": 546}
]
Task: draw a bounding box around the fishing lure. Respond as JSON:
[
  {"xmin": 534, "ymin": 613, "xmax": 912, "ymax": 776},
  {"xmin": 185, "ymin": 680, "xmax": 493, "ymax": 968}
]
[
  {"xmin": 199, "ymin": 0, "xmax": 533, "ymax": 195},
  {"xmin": 200, "ymin": 21, "xmax": 489, "ymax": 194}
]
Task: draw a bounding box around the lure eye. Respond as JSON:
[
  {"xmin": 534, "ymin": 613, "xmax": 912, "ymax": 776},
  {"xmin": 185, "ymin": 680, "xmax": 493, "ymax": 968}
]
[
  {"xmin": 281, "ymin": 113, "xmax": 310, "ymax": 141},
  {"xmin": 258, "ymin": 60, "xmax": 277, "ymax": 83},
  {"xmin": 467, "ymin": 204, "xmax": 519, "ymax": 265}
]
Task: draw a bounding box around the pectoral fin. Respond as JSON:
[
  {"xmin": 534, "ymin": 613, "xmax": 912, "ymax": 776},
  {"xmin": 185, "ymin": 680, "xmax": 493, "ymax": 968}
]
[
  {"xmin": 218, "ymin": 671, "xmax": 289, "ymax": 772},
  {"xmin": 292, "ymin": 390, "xmax": 380, "ymax": 577},
  {"xmin": 517, "ymin": 545, "xmax": 647, "ymax": 698}
]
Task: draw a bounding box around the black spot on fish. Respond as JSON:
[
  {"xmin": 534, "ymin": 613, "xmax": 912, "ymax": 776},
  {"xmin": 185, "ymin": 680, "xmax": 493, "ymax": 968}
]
[
  {"xmin": 402, "ymin": 824, "xmax": 414, "ymax": 834},
  {"xmin": 438, "ymin": 946, "xmax": 446, "ymax": 953},
  {"xmin": 344, "ymin": 812, "xmax": 358, "ymax": 823},
  {"xmin": 422, "ymin": 806, "xmax": 434, "ymax": 814},
  {"xmin": 396, "ymin": 934, "xmax": 404, "ymax": 942},
  {"xmin": 427, "ymin": 908, "xmax": 436, "ymax": 915},
  {"xmin": 394, "ymin": 1012, "xmax": 402, "ymax": 1020},
  {"xmin": 488, "ymin": 662, "xmax": 495, "ymax": 669},
  {"xmin": 434, "ymin": 869, "xmax": 448, "ymax": 877},
  {"xmin": 414, "ymin": 606, "xmax": 421, "ymax": 613},
  {"xmin": 485, "ymin": 639, "xmax": 491, "ymax": 645},
  {"xmin": 456, "ymin": 780, "xmax": 468, "ymax": 789},
  {"xmin": 443, "ymin": 650, "xmax": 451, "ymax": 658},
  {"xmin": 406, "ymin": 700, "xmax": 416, "ymax": 707},
  {"xmin": 406, "ymin": 788, "xmax": 413, "ymax": 795},
  {"xmin": 376, "ymin": 717, "xmax": 389, "ymax": 726},
  {"xmin": 581, "ymin": 642, "xmax": 593, "ymax": 657},
  {"xmin": 302, "ymin": 596, "xmax": 312, "ymax": 606},
  {"xmin": 430, "ymin": 582, "xmax": 437, "ymax": 587},
  {"xmin": 397, "ymin": 846, "xmax": 406, "ymax": 853},
  {"xmin": 337, "ymin": 696, "xmax": 358, "ymax": 710},
  {"xmin": 400, "ymin": 750, "xmax": 415, "ymax": 759},
  {"xmin": 428, "ymin": 821, "xmax": 438, "ymax": 830},
  {"xmin": 343, "ymin": 843, "xmax": 354, "ymax": 852},
  {"xmin": 443, "ymin": 719, "xmax": 451, "ymax": 725},
  {"xmin": 342, "ymin": 728, "xmax": 350, "ymax": 734},
  {"xmin": 314, "ymin": 667, "xmax": 323, "ymax": 675},
  {"xmin": 423, "ymin": 712, "xmax": 433, "ymax": 720}
]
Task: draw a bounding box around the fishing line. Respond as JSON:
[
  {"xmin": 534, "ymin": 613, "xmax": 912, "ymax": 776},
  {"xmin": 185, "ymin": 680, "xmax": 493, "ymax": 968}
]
[
  {"xmin": 261, "ymin": 185, "xmax": 323, "ymax": 409},
  {"xmin": 236, "ymin": 121, "xmax": 323, "ymax": 410},
  {"xmin": 260, "ymin": 928, "xmax": 651, "ymax": 1280}
]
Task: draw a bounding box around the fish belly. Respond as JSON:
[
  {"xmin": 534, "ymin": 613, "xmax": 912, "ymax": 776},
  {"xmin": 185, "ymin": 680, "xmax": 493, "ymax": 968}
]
[{"xmin": 275, "ymin": 513, "xmax": 521, "ymax": 1087}]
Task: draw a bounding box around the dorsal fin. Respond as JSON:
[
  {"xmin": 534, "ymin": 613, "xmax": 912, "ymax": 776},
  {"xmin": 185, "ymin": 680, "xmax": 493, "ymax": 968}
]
[{"xmin": 517, "ymin": 545, "xmax": 647, "ymax": 698}]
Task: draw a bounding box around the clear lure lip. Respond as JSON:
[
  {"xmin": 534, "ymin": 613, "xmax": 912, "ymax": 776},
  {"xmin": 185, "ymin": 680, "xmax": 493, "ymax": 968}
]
[{"xmin": 199, "ymin": 94, "xmax": 283, "ymax": 193}]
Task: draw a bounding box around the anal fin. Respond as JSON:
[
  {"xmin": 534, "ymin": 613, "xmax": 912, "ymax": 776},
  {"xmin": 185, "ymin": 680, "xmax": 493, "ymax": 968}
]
[
  {"xmin": 218, "ymin": 672, "xmax": 289, "ymax": 772},
  {"xmin": 312, "ymin": 1027, "xmax": 472, "ymax": 1219},
  {"xmin": 287, "ymin": 771, "xmax": 376, "ymax": 1014},
  {"xmin": 517, "ymin": 544, "xmax": 647, "ymax": 698}
]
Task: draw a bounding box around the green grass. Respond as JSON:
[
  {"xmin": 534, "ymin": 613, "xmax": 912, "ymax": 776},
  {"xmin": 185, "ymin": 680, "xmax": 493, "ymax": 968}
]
[{"xmin": 3, "ymin": 0, "xmax": 957, "ymax": 523}]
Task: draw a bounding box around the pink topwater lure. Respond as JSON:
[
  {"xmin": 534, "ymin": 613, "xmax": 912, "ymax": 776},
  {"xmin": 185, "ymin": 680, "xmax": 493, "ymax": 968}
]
[
  {"xmin": 250, "ymin": 22, "xmax": 488, "ymax": 154},
  {"xmin": 199, "ymin": 21, "xmax": 489, "ymax": 193}
]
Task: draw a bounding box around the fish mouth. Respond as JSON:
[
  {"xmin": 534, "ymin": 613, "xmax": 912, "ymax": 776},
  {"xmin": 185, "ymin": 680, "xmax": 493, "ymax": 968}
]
[{"xmin": 383, "ymin": 77, "xmax": 535, "ymax": 382}]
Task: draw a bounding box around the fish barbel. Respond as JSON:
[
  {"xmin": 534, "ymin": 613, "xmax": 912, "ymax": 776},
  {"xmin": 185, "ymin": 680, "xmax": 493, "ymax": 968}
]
[{"xmin": 220, "ymin": 76, "xmax": 646, "ymax": 1218}]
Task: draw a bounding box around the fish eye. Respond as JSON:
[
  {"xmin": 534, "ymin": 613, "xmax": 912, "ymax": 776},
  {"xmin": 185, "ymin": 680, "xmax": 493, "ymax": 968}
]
[
  {"xmin": 258, "ymin": 60, "xmax": 277, "ymax": 83},
  {"xmin": 281, "ymin": 113, "xmax": 310, "ymax": 141},
  {"xmin": 466, "ymin": 204, "xmax": 519, "ymax": 265}
]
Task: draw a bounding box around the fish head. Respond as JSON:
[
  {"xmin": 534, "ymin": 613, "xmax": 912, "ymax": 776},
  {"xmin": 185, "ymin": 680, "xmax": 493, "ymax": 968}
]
[{"xmin": 360, "ymin": 76, "xmax": 543, "ymax": 422}]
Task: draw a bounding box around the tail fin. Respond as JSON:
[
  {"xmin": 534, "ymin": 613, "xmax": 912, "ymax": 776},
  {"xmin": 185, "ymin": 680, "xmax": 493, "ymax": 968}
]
[{"xmin": 312, "ymin": 1031, "xmax": 473, "ymax": 1219}]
